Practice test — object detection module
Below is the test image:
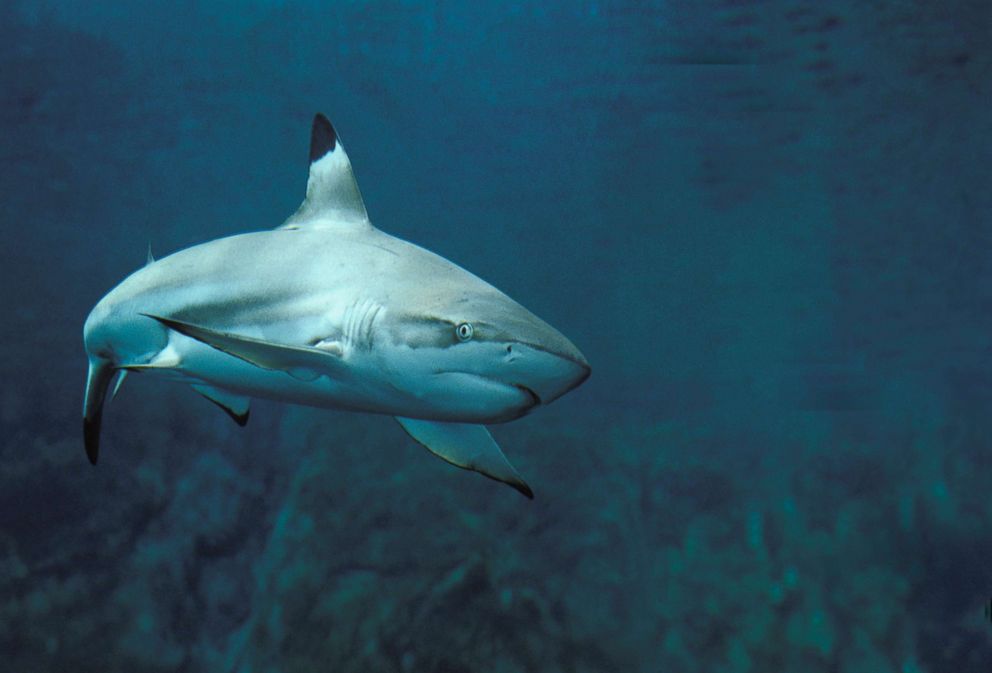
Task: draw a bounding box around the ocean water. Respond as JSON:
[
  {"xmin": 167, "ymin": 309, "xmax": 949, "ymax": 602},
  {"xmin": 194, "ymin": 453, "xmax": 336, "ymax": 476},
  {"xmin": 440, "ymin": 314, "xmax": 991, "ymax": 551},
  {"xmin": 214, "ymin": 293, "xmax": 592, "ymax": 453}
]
[{"xmin": 1, "ymin": 1, "xmax": 990, "ymax": 671}]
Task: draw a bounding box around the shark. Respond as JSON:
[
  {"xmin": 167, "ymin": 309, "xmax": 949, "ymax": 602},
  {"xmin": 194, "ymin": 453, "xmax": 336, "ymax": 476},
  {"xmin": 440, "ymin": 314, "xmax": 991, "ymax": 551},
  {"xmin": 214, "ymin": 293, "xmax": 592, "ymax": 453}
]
[{"xmin": 82, "ymin": 113, "xmax": 590, "ymax": 498}]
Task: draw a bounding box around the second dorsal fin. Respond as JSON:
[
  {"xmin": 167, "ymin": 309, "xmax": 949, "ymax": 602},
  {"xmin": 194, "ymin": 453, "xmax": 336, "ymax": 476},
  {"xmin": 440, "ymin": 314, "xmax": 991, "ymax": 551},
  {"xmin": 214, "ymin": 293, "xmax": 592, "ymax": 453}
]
[{"xmin": 279, "ymin": 113, "xmax": 370, "ymax": 231}]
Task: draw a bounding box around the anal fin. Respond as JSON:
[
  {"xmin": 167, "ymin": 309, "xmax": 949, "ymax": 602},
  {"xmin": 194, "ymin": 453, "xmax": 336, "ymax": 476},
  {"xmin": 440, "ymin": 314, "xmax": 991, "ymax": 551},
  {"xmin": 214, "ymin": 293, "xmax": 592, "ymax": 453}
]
[
  {"xmin": 192, "ymin": 384, "xmax": 250, "ymax": 427},
  {"xmin": 110, "ymin": 369, "xmax": 128, "ymax": 400},
  {"xmin": 395, "ymin": 418, "xmax": 533, "ymax": 499}
]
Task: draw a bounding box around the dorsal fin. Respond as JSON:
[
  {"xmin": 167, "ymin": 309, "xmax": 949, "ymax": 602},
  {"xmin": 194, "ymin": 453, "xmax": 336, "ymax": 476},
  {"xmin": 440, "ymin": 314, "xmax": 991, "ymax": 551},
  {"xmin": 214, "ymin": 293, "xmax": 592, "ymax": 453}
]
[{"xmin": 279, "ymin": 113, "xmax": 370, "ymax": 231}]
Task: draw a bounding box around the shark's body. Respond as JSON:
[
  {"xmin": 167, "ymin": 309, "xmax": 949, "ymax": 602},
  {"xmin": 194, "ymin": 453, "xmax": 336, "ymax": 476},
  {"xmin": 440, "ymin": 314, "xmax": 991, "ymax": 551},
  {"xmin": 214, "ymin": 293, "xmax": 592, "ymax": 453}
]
[{"xmin": 83, "ymin": 114, "xmax": 589, "ymax": 497}]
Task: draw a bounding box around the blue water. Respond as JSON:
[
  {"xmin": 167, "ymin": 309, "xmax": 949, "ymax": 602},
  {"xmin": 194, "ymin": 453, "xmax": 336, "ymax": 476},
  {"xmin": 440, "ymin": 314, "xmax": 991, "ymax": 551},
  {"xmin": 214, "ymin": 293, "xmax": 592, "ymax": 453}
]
[{"xmin": 1, "ymin": 1, "xmax": 990, "ymax": 671}]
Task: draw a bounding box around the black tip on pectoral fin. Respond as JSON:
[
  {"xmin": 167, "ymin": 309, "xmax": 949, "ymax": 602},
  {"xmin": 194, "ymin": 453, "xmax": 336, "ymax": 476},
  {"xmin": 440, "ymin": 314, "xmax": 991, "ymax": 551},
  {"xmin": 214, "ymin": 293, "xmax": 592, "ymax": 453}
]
[
  {"xmin": 309, "ymin": 113, "xmax": 337, "ymax": 163},
  {"xmin": 394, "ymin": 418, "xmax": 535, "ymax": 499},
  {"xmin": 513, "ymin": 480, "xmax": 535, "ymax": 500}
]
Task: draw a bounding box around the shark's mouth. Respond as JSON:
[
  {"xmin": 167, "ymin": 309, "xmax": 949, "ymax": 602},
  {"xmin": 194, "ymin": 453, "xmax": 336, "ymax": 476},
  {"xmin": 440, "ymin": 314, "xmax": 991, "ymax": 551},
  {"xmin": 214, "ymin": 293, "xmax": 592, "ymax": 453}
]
[
  {"xmin": 514, "ymin": 384, "xmax": 541, "ymax": 407},
  {"xmin": 442, "ymin": 371, "xmax": 541, "ymax": 407}
]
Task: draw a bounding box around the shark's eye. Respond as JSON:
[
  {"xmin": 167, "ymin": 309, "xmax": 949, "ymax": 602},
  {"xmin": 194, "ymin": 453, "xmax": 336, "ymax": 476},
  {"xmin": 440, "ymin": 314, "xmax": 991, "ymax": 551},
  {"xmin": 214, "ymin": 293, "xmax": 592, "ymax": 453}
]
[{"xmin": 455, "ymin": 322, "xmax": 474, "ymax": 342}]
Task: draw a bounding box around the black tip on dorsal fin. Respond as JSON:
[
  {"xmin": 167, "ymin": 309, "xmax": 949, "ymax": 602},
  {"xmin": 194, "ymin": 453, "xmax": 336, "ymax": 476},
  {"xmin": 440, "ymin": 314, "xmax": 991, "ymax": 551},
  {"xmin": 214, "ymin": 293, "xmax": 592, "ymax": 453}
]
[{"xmin": 309, "ymin": 113, "xmax": 337, "ymax": 164}]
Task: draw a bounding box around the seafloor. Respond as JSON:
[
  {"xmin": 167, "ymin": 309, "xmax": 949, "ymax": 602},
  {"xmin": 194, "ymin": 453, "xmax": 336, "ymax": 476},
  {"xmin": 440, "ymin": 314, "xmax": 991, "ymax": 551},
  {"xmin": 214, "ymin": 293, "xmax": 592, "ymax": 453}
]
[{"xmin": 1, "ymin": 1, "xmax": 990, "ymax": 671}]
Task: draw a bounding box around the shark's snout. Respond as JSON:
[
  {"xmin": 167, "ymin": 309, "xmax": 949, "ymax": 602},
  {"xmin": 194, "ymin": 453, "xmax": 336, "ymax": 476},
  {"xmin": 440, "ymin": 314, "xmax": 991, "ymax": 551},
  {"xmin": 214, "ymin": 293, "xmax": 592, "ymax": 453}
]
[
  {"xmin": 507, "ymin": 340, "xmax": 590, "ymax": 407},
  {"xmin": 475, "ymin": 300, "xmax": 591, "ymax": 409}
]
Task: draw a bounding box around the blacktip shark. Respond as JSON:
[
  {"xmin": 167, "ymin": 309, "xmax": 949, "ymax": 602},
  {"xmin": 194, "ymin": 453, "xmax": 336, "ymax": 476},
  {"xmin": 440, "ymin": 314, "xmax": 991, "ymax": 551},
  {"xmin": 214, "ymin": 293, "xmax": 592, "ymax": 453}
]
[{"xmin": 83, "ymin": 113, "xmax": 590, "ymax": 498}]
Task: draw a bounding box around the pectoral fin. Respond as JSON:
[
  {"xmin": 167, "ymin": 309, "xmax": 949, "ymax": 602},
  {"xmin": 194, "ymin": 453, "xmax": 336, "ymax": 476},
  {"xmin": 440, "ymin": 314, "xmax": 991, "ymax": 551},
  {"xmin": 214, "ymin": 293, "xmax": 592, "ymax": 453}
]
[
  {"xmin": 143, "ymin": 314, "xmax": 342, "ymax": 381},
  {"xmin": 395, "ymin": 418, "xmax": 534, "ymax": 499},
  {"xmin": 191, "ymin": 384, "xmax": 250, "ymax": 426}
]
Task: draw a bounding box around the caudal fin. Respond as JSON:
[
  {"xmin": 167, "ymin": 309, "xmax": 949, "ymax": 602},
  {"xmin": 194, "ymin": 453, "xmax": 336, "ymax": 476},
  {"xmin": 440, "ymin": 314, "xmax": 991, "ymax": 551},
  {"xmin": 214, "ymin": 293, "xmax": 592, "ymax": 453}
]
[{"xmin": 83, "ymin": 357, "xmax": 115, "ymax": 465}]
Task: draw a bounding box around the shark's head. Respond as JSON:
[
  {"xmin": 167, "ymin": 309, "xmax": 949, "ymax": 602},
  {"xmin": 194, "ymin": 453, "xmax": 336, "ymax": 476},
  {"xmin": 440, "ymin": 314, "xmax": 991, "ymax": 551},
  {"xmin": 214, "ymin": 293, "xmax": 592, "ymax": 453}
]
[{"xmin": 371, "ymin": 278, "xmax": 590, "ymax": 423}]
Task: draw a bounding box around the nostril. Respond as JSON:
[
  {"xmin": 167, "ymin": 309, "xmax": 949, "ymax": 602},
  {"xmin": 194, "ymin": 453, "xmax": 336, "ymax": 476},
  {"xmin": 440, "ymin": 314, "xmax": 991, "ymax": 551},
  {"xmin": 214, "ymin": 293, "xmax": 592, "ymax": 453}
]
[{"xmin": 506, "ymin": 345, "xmax": 513, "ymax": 354}]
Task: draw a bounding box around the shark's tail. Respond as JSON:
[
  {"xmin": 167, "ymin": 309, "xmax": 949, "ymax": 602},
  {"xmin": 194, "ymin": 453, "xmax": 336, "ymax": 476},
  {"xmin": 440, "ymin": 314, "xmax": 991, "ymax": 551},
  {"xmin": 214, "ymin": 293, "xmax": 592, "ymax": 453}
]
[{"xmin": 83, "ymin": 356, "xmax": 115, "ymax": 465}]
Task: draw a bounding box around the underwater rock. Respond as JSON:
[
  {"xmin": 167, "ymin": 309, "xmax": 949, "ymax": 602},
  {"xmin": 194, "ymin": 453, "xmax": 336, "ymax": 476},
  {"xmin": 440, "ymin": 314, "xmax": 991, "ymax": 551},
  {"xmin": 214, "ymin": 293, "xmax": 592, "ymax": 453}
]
[{"xmin": 219, "ymin": 415, "xmax": 617, "ymax": 672}]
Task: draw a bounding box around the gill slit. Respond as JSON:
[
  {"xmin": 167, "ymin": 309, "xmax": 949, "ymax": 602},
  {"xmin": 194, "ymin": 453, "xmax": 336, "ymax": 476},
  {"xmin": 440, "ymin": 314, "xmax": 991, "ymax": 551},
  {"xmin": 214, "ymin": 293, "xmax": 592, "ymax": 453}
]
[{"xmin": 344, "ymin": 298, "xmax": 382, "ymax": 351}]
